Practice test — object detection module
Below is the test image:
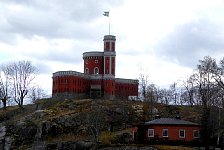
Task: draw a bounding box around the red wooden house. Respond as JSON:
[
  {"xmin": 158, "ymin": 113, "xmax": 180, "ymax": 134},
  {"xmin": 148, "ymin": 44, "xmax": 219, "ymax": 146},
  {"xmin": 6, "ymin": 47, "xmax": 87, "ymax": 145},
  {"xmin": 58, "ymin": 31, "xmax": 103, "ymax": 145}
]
[{"xmin": 133, "ymin": 117, "xmax": 201, "ymax": 144}]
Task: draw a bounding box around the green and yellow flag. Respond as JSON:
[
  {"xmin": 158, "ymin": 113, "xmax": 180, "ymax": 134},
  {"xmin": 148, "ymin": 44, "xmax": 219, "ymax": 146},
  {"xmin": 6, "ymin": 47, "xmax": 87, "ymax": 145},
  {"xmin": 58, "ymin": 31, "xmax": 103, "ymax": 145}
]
[{"xmin": 103, "ymin": 11, "xmax": 109, "ymax": 17}]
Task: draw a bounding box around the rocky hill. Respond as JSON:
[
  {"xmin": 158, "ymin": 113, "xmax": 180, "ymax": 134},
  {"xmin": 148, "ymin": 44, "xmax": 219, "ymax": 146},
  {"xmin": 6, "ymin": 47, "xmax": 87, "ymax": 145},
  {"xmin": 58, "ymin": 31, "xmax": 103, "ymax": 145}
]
[{"xmin": 0, "ymin": 98, "xmax": 202, "ymax": 150}]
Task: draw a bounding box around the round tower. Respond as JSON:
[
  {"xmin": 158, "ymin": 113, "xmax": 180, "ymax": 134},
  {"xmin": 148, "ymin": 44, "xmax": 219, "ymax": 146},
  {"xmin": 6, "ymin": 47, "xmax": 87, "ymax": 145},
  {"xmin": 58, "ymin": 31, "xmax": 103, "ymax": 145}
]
[{"xmin": 83, "ymin": 52, "xmax": 104, "ymax": 75}]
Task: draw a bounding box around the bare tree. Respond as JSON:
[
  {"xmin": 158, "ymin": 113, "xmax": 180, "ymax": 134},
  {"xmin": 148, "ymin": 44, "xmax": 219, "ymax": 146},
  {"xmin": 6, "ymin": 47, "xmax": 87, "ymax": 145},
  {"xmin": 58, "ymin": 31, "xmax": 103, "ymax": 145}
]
[
  {"xmin": 145, "ymin": 84, "xmax": 158, "ymax": 120},
  {"xmin": 180, "ymin": 77, "xmax": 198, "ymax": 106},
  {"xmin": 190, "ymin": 56, "xmax": 218, "ymax": 148},
  {"xmin": 5, "ymin": 60, "xmax": 38, "ymax": 107},
  {"xmin": 29, "ymin": 86, "xmax": 48, "ymax": 103},
  {"xmin": 157, "ymin": 88, "xmax": 173, "ymax": 105},
  {"xmin": 0, "ymin": 66, "xmax": 11, "ymax": 109},
  {"xmin": 206, "ymin": 57, "xmax": 224, "ymax": 107},
  {"xmin": 169, "ymin": 82, "xmax": 180, "ymax": 105},
  {"xmin": 139, "ymin": 67, "xmax": 149, "ymax": 100},
  {"xmin": 210, "ymin": 57, "xmax": 224, "ymax": 90}
]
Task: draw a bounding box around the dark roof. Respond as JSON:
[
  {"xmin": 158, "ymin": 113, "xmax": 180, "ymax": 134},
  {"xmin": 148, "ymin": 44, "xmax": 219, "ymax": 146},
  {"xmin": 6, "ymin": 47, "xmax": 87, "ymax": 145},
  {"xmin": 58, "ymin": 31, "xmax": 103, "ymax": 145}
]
[{"xmin": 144, "ymin": 118, "xmax": 199, "ymax": 126}]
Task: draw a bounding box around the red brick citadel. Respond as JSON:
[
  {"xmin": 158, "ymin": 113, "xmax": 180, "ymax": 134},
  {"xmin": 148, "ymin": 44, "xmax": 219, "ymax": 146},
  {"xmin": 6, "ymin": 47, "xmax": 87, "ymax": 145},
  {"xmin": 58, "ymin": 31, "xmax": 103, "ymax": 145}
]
[{"xmin": 52, "ymin": 35, "xmax": 138, "ymax": 100}]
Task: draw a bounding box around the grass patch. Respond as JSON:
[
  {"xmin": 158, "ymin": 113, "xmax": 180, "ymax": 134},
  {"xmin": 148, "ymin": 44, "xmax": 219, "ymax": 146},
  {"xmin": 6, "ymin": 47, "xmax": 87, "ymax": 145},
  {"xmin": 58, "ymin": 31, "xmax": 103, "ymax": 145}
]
[
  {"xmin": 46, "ymin": 133, "xmax": 88, "ymax": 143},
  {"xmin": 99, "ymin": 131, "xmax": 116, "ymax": 145},
  {"xmin": 154, "ymin": 145, "xmax": 193, "ymax": 150}
]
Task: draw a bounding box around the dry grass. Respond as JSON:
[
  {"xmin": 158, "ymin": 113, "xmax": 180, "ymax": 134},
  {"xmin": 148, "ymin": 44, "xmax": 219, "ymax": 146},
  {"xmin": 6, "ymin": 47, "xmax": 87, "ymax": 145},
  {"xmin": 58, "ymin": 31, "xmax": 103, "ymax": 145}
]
[
  {"xmin": 99, "ymin": 131, "xmax": 116, "ymax": 145},
  {"xmin": 154, "ymin": 145, "xmax": 193, "ymax": 150},
  {"xmin": 46, "ymin": 133, "xmax": 88, "ymax": 143}
]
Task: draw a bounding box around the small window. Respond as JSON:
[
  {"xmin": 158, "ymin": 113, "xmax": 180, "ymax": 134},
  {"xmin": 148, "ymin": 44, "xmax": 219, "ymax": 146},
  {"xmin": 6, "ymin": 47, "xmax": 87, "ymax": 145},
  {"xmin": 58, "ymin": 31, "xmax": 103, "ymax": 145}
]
[
  {"xmin": 94, "ymin": 67, "xmax": 99, "ymax": 75},
  {"xmin": 95, "ymin": 60, "xmax": 98, "ymax": 64},
  {"xmin": 112, "ymin": 43, "xmax": 115, "ymax": 51},
  {"xmin": 179, "ymin": 129, "xmax": 185, "ymax": 138},
  {"xmin": 112, "ymin": 57, "xmax": 115, "ymax": 63},
  {"xmin": 106, "ymin": 42, "xmax": 110, "ymax": 50},
  {"xmin": 112, "ymin": 68, "xmax": 114, "ymax": 74},
  {"xmin": 148, "ymin": 129, "xmax": 154, "ymax": 137},
  {"xmin": 162, "ymin": 129, "xmax": 168, "ymax": 137},
  {"xmin": 85, "ymin": 68, "xmax": 89, "ymax": 74},
  {"xmin": 193, "ymin": 130, "xmax": 200, "ymax": 138}
]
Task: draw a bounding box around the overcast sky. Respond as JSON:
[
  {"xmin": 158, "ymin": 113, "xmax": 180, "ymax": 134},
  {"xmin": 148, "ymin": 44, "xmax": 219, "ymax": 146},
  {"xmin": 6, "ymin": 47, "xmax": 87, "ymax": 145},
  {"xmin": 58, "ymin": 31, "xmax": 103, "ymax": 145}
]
[{"xmin": 1, "ymin": 0, "xmax": 224, "ymax": 95}]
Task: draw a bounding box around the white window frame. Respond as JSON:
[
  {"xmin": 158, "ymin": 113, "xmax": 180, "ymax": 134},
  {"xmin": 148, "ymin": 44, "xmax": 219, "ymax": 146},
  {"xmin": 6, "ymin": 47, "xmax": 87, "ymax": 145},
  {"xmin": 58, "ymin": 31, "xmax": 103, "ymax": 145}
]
[
  {"xmin": 193, "ymin": 130, "xmax": 200, "ymax": 138},
  {"xmin": 95, "ymin": 60, "xmax": 98, "ymax": 64},
  {"xmin": 94, "ymin": 67, "xmax": 99, "ymax": 75},
  {"xmin": 85, "ymin": 68, "xmax": 89, "ymax": 74},
  {"xmin": 162, "ymin": 129, "xmax": 168, "ymax": 137},
  {"xmin": 179, "ymin": 129, "xmax": 185, "ymax": 138},
  {"xmin": 148, "ymin": 129, "xmax": 154, "ymax": 137}
]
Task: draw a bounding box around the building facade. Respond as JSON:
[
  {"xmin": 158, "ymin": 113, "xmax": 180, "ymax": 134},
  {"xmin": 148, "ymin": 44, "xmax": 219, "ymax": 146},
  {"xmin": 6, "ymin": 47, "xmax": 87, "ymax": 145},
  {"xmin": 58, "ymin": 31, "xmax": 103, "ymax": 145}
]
[
  {"xmin": 133, "ymin": 117, "xmax": 201, "ymax": 144},
  {"xmin": 52, "ymin": 35, "xmax": 138, "ymax": 100}
]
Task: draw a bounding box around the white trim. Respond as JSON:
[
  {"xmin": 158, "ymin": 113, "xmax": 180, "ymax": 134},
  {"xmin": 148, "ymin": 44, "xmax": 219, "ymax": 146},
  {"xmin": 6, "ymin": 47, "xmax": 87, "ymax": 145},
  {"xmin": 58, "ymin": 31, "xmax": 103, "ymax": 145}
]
[
  {"xmin": 193, "ymin": 130, "xmax": 200, "ymax": 138},
  {"xmin": 85, "ymin": 68, "xmax": 89, "ymax": 74},
  {"xmin": 104, "ymin": 51, "xmax": 116, "ymax": 56},
  {"xmin": 179, "ymin": 129, "xmax": 185, "ymax": 138},
  {"xmin": 148, "ymin": 129, "xmax": 154, "ymax": 137},
  {"xmin": 109, "ymin": 56, "xmax": 112, "ymax": 74},
  {"xmin": 162, "ymin": 129, "xmax": 168, "ymax": 137},
  {"xmin": 132, "ymin": 131, "xmax": 135, "ymax": 140},
  {"xmin": 83, "ymin": 51, "xmax": 104, "ymax": 58},
  {"xmin": 94, "ymin": 67, "xmax": 99, "ymax": 75},
  {"xmin": 104, "ymin": 57, "xmax": 106, "ymax": 74}
]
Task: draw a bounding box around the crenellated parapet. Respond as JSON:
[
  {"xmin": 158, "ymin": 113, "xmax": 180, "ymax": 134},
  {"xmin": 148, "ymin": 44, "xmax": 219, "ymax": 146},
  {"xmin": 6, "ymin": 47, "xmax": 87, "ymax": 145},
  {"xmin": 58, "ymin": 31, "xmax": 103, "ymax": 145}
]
[
  {"xmin": 53, "ymin": 71, "xmax": 85, "ymax": 78},
  {"xmin": 82, "ymin": 51, "xmax": 104, "ymax": 59},
  {"xmin": 115, "ymin": 78, "xmax": 139, "ymax": 84}
]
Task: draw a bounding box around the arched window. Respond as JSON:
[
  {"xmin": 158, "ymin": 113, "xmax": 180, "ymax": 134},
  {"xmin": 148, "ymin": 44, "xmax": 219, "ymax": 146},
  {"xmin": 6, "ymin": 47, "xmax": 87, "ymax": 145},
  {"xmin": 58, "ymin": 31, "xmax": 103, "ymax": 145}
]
[
  {"xmin": 94, "ymin": 67, "xmax": 99, "ymax": 75},
  {"xmin": 85, "ymin": 68, "xmax": 89, "ymax": 74}
]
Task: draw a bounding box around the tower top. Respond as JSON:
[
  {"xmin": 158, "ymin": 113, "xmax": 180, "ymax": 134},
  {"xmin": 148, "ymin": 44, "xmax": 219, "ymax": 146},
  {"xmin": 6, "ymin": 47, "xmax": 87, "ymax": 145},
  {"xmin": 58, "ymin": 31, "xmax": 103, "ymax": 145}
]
[
  {"xmin": 103, "ymin": 35, "xmax": 116, "ymax": 41},
  {"xmin": 103, "ymin": 34, "xmax": 116, "ymax": 52}
]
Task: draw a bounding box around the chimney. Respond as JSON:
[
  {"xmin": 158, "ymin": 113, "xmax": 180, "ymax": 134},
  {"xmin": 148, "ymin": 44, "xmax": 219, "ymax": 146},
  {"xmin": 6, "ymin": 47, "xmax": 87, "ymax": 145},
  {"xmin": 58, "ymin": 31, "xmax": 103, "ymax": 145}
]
[
  {"xmin": 175, "ymin": 111, "xmax": 181, "ymax": 119},
  {"xmin": 175, "ymin": 115, "xmax": 181, "ymax": 119},
  {"xmin": 155, "ymin": 114, "xmax": 161, "ymax": 119}
]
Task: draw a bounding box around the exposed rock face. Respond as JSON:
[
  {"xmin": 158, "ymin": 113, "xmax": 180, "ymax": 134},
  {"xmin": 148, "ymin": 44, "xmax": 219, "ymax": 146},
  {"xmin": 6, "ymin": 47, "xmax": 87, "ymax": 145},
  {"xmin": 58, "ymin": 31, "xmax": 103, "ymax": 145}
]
[
  {"xmin": 0, "ymin": 126, "xmax": 6, "ymax": 140},
  {"xmin": 45, "ymin": 140, "xmax": 93, "ymax": 150},
  {"xmin": 53, "ymin": 140, "xmax": 93, "ymax": 150},
  {"xmin": 99, "ymin": 146, "xmax": 157, "ymax": 150},
  {"xmin": 0, "ymin": 125, "xmax": 6, "ymax": 149},
  {"xmin": 0, "ymin": 99, "xmax": 149, "ymax": 149},
  {"xmin": 0, "ymin": 125, "xmax": 12, "ymax": 150},
  {"xmin": 32, "ymin": 124, "xmax": 46, "ymax": 150}
]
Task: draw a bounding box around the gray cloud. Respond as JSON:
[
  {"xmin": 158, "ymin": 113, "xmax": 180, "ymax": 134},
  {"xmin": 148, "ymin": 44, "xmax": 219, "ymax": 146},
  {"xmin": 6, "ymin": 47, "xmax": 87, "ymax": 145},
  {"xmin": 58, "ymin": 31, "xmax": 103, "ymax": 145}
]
[
  {"xmin": 0, "ymin": 0, "xmax": 123, "ymax": 74},
  {"xmin": 29, "ymin": 49, "xmax": 83, "ymax": 74},
  {"xmin": 34, "ymin": 61, "xmax": 54, "ymax": 74},
  {"xmin": 45, "ymin": 50, "xmax": 82, "ymax": 64},
  {"xmin": 155, "ymin": 18, "xmax": 224, "ymax": 67},
  {"xmin": 0, "ymin": 0, "xmax": 122, "ymax": 42}
]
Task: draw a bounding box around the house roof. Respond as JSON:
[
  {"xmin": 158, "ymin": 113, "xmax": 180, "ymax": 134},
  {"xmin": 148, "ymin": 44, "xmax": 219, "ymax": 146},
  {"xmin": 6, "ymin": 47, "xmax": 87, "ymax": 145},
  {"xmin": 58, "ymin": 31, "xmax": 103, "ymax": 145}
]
[{"xmin": 144, "ymin": 118, "xmax": 199, "ymax": 126}]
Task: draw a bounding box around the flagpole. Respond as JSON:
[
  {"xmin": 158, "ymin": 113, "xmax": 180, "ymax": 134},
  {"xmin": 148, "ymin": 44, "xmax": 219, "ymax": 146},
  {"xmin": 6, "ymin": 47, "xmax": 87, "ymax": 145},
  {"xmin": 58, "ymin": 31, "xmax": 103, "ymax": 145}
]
[
  {"xmin": 103, "ymin": 11, "xmax": 110, "ymax": 35},
  {"xmin": 109, "ymin": 15, "xmax": 110, "ymax": 35}
]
